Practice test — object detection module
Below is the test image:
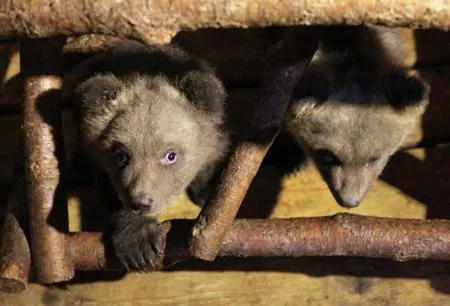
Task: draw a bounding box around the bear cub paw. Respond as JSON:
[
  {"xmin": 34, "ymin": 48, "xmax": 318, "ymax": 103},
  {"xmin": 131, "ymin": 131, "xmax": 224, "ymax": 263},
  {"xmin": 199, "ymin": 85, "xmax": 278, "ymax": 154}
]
[{"xmin": 108, "ymin": 209, "xmax": 163, "ymax": 271}]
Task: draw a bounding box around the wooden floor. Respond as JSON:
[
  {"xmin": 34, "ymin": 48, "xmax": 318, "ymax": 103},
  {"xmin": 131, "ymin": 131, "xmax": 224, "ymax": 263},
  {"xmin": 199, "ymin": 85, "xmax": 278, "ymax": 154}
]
[{"xmin": 1, "ymin": 29, "xmax": 450, "ymax": 305}]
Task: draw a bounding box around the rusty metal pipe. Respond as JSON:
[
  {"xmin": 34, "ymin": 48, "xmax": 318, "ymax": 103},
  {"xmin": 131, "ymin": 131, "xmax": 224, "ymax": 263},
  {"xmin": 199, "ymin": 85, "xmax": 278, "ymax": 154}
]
[
  {"xmin": 68, "ymin": 214, "xmax": 450, "ymax": 271},
  {"xmin": 21, "ymin": 38, "xmax": 74, "ymax": 283},
  {"xmin": 190, "ymin": 28, "xmax": 324, "ymax": 261},
  {"xmin": 0, "ymin": 1, "xmax": 448, "ymax": 45}
]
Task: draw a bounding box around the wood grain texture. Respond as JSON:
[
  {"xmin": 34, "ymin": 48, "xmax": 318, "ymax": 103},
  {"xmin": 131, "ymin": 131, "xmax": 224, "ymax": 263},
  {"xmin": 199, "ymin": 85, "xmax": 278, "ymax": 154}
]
[{"xmin": 0, "ymin": 0, "xmax": 449, "ymax": 46}]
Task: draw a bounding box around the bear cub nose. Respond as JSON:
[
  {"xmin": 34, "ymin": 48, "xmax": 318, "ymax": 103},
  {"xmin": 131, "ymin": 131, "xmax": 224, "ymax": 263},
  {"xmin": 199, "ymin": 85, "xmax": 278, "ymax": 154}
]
[
  {"xmin": 130, "ymin": 193, "xmax": 153, "ymax": 212},
  {"xmin": 340, "ymin": 198, "xmax": 360, "ymax": 208},
  {"xmin": 335, "ymin": 194, "xmax": 361, "ymax": 208}
]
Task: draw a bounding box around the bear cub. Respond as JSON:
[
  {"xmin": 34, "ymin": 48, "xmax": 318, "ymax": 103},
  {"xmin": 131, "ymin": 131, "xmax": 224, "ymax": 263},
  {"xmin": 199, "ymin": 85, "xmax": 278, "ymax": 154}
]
[
  {"xmin": 63, "ymin": 40, "xmax": 229, "ymax": 270},
  {"xmin": 285, "ymin": 26, "xmax": 429, "ymax": 208}
]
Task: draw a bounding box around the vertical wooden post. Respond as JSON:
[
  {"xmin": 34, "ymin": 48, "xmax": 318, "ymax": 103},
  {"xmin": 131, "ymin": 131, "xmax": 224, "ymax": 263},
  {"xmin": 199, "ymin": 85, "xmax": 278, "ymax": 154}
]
[{"xmin": 21, "ymin": 38, "xmax": 74, "ymax": 283}]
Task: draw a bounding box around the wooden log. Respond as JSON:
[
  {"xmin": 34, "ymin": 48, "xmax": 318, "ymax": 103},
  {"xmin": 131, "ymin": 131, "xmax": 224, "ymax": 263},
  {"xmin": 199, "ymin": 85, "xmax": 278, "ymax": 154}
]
[
  {"xmin": 21, "ymin": 38, "xmax": 74, "ymax": 283},
  {"xmin": 0, "ymin": 1, "xmax": 449, "ymax": 45},
  {"xmin": 68, "ymin": 215, "xmax": 450, "ymax": 271}
]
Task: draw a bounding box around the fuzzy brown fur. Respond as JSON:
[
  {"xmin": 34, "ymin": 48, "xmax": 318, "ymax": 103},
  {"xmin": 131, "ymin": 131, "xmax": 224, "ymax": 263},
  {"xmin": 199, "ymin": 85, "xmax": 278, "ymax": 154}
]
[
  {"xmin": 62, "ymin": 40, "xmax": 229, "ymax": 270},
  {"xmin": 285, "ymin": 26, "xmax": 429, "ymax": 208}
]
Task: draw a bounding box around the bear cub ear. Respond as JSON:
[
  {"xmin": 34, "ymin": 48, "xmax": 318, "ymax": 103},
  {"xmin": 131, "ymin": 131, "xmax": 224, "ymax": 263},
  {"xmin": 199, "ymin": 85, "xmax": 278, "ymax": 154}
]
[
  {"xmin": 77, "ymin": 74, "xmax": 124, "ymax": 109},
  {"xmin": 178, "ymin": 71, "xmax": 227, "ymax": 115},
  {"xmin": 383, "ymin": 72, "xmax": 429, "ymax": 109}
]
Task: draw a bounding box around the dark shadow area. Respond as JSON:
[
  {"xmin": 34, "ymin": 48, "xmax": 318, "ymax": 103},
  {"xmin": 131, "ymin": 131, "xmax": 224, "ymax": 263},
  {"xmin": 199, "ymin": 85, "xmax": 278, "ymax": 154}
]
[
  {"xmin": 170, "ymin": 257, "xmax": 450, "ymax": 295},
  {"xmin": 238, "ymin": 131, "xmax": 309, "ymax": 218},
  {"xmin": 167, "ymin": 256, "xmax": 450, "ymax": 279},
  {"xmin": 46, "ymin": 270, "xmax": 128, "ymax": 285},
  {"xmin": 50, "ymin": 256, "xmax": 450, "ymax": 294},
  {"xmin": 0, "ymin": 74, "xmax": 23, "ymax": 114},
  {"xmin": 173, "ymin": 27, "xmax": 285, "ymax": 88},
  {"xmin": 66, "ymin": 147, "xmax": 116, "ymax": 231},
  {"xmin": 62, "ymin": 52, "xmax": 94, "ymax": 74},
  {"xmin": 263, "ymin": 131, "xmax": 309, "ymax": 175},
  {"xmin": 379, "ymin": 29, "xmax": 450, "ymax": 219},
  {"xmin": 236, "ymin": 166, "xmax": 285, "ymax": 218},
  {"xmin": 381, "ymin": 147, "xmax": 450, "ymax": 219},
  {"xmin": 413, "ymin": 29, "xmax": 450, "ymax": 146},
  {"xmin": 414, "ymin": 29, "xmax": 450, "ymax": 70}
]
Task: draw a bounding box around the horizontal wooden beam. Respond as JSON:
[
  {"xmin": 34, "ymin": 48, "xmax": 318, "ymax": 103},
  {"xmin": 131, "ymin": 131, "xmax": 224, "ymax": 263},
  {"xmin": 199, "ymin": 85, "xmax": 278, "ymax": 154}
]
[
  {"xmin": 69, "ymin": 215, "xmax": 450, "ymax": 272},
  {"xmin": 0, "ymin": 1, "xmax": 449, "ymax": 44}
]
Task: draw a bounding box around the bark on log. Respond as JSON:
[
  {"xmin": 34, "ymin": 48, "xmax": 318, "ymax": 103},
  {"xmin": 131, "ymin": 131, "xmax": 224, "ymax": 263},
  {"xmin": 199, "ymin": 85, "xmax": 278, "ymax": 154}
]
[
  {"xmin": 21, "ymin": 38, "xmax": 74, "ymax": 283},
  {"xmin": 0, "ymin": 1, "xmax": 449, "ymax": 44},
  {"xmin": 0, "ymin": 156, "xmax": 30, "ymax": 294},
  {"xmin": 69, "ymin": 214, "xmax": 450, "ymax": 271}
]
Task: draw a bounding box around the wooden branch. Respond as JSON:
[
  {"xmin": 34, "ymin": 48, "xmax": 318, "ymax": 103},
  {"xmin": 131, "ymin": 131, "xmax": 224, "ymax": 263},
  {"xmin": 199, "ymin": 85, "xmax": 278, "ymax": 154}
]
[
  {"xmin": 0, "ymin": 1, "xmax": 448, "ymax": 44},
  {"xmin": 3, "ymin": 211, "xmax": 450, "ymax": 293},
  {"xmin": 21, "ymin": 38, "xmax": 74, "ymax": 283},
  {"xmin": 0, "ymin": 152, "xmax": 30, "ymax": 294},
  {"xmin": 68, "ymin": 215, "xmax": 450, "ymax": 272}
]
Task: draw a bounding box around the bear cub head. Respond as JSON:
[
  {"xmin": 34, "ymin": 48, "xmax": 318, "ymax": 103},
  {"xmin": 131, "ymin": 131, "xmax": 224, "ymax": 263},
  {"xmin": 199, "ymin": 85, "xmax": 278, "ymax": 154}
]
[
  {"xmin": 286, "ymin": 70, "xmax": 429, "ymax": 208},
  {"xmin": 76, "ymin": 66, "xmax": 228, "ymax": 216}
]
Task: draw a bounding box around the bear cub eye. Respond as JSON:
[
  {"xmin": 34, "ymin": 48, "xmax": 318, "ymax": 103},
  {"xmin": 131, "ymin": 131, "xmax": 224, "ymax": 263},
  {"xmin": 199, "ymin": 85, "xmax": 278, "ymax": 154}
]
[
  {"xmin": 161, "ymin": 151, "xmax": 177, "ymax": 165},
  {"xmin": 368, "ymin": 156, "xmax": 379, "ymax": 164},
  {"xmin": 111, "ymin": 142, "xmax": 130, "ymax": 170},
  {"xmin": 365, "ymin": 156, "xmax": 380, "ymax": 167},
  {"xmin": 316, "ymin": 149, "xmax": 342, "ymax": 166}
]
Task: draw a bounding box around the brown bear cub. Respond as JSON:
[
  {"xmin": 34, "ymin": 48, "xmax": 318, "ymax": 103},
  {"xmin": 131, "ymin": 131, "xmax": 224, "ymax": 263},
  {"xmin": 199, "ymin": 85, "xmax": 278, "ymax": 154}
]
[
  {"xmin": 285, "ymin": 26, "xmax": 429, "ymax": 208},
  {"xmin": 62, "ymin": 40, "xmax": 229, "ymax": 270}
]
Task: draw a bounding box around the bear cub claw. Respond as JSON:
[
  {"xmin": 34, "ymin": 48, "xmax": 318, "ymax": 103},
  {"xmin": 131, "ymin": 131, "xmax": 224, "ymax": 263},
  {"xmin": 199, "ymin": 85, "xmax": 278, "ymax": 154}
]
[{"xmin": 109, "ymin": 209, "xmax": 163, "ymax": 271}]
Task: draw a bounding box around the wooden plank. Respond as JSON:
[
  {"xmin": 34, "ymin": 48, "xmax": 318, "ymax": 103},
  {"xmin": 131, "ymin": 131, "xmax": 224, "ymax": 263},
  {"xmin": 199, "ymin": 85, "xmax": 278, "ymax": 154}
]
[{"xmin": 0, "ymin": 268, "xmax": 448, "ymax": 306}]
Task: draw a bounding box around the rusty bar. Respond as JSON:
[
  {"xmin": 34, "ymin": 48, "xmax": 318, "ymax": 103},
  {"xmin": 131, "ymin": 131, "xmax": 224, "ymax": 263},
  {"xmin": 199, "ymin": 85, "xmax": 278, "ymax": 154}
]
[
  {"xmin": 0, "ymin": 149, "xmax": 31, "ymax": 293},
  {"xmin": 68, "ymin": 214, "xmax": 450, "ymax": 271},
  {"xmin": 189, "ymin": 28, "xmax": 323, "ymax": 261},
  {"xmin": 0, "ymin": 1, "xmax": 449, "ymax": 45},
  {"xmin": 21, "ymin": 38, "xmax": 74, "ymax": 283}
]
